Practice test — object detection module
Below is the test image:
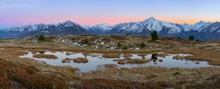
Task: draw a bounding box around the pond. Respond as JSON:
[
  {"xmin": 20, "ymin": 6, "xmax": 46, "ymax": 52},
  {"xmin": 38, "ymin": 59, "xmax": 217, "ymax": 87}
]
[{"xmin": 20, "ymin": 51, "xmax": 213, "ymax": 73}]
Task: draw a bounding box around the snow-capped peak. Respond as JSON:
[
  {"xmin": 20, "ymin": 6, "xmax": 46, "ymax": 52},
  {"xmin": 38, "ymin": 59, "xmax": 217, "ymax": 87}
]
[
  {"xmin": 90, "ymin": 23, "xmax": 113, "ymax": 31},
  {"xmin": 145, "ymin": 17, "xmax": 157, "ymax": 22},
  {"xmin": 197, "ymin": 20, "xmax": 205, "ymax": 24},
  {"xmin": 93, "ymin": 24, "xmax": 111, "ymax": 28},
  {"xmin": 81, "ymin": 25, "xmax": 92, "ymax": 30},
  {"xmin": 192, "ymin": 20, "xmax": 212, "ymax": 31},
  {"xmin": 134, "ymin": 17, "xmax": 181, "ymax": 34},
  {"xmin": 61, "ymin": 20, "xmax": 78, "ymax": 27},
  {"xmin": 181, "ymin": 23, "xmax": 192, "ymax": 31}
]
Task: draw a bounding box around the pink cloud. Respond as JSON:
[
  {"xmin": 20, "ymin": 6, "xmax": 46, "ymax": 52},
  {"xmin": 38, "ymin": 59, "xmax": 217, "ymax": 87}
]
[{"xmin": 1, "ymin": 15, "xmax": 219, "ymax": 26}]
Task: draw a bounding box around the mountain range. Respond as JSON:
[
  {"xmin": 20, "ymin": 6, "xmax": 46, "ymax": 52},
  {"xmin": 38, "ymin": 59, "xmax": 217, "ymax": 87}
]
[{"xmin": 0, "ymin": 17, "xmax": 220, "ymax": 41}]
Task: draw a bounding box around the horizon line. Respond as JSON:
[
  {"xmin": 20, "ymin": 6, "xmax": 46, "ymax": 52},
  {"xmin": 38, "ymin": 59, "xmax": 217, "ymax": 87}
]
[{"xmin": 1, "ymin": 16, "xmax": 219, "ymax": 28}]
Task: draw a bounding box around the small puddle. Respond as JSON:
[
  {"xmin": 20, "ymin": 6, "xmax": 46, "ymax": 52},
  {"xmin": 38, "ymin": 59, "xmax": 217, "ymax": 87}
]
[{"xmin": 20, "ymin": 51, "xmax": 213, "ymax": 73}]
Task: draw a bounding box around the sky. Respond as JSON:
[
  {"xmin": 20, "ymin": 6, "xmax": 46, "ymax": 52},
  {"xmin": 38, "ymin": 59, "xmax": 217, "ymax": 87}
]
[{"xmin": 0, "ymin": 0, "xmax": 220, "ymax": 28}]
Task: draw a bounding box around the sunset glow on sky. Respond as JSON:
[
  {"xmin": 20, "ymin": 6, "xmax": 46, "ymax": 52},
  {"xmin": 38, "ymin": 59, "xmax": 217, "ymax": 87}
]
[{"xmin": 0, "ymin": 0, "xmax": 220, "ymax": 27}]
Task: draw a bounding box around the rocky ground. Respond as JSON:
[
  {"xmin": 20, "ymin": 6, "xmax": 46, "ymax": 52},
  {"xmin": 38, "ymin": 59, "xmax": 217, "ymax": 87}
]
[{"xmin": 0, "ymin": 35, "xmax": 220, "ymax": 89}]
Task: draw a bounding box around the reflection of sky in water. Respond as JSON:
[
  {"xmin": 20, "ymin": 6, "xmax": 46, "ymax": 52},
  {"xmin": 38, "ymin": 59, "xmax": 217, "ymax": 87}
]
[{"xmin": 20, "ymin": 51, "xmax": 213, "ymax": 73}]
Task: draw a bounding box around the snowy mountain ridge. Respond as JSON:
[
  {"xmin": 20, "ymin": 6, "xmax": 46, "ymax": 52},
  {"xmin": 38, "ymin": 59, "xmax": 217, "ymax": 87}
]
[
  {"xmin": 0, "ymin": 17, "xmax": 219, "ymax": 41},
  {"xmin": 2, "ymin": 17, "xmax": 213, "ymax": 33}
]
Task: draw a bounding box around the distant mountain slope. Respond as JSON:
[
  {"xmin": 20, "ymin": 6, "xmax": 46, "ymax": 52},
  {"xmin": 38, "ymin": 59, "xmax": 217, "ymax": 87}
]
[
  {"xmin": 0, "ymin": 17, "xmax": 219, "ymax": 41},
  {"xmin": 0, "ymin": 21, "xmax": 88, "ymax": 38}
]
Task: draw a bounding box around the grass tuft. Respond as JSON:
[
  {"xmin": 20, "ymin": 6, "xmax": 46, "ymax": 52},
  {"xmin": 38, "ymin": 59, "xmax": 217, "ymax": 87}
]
[
  {"xmin": 102, "ymin": 54, "xmax": 120, "ymax": 58},
  {"xmin": 33, "ymin": 54, "xmax": 58, "ymax": 59}
]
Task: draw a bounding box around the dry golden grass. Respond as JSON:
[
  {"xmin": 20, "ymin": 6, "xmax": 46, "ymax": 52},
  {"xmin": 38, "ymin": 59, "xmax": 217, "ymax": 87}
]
[
  {"xmin": 117, "ymin": 61, "xmax": 126, "ymax": 64},
  {"xmin": 81, "ymin": 66, "xmax": 220, "ymax": 86},
  {"xmin": 113, "ymin": 58, "xmax": 130, "ymax": 62},
  {"xmin": 101, "ymin": 64, "xmax": 118, "ymax": 69},
  {"xmin": 0, "ymin": 58, "xmax": 67, "ymax": 89},
  {"xmin": 1, "ymin": 36, "xmax": 219, "ymax": 66},
  {"xmin": 157, "ymin": 53, "xmax": 169, "ymax": 58},
  {"xmin": 78, "ymin": 78, "xmax": 174, "ymax": 89},
  {"xmin": 0, "ymin": 48, "xmax": 80, "ymax": 88},
  {"xmin": 127, "ymin": 59, "xmax": 150, "ymax": 64},
  {"xmin": 138, "ymin": 54, "xmax": 146, "ymax": 59},
  {"xmin": 62, "ymin": 58, "xmax": 89, "ymax": 63},
  {"xmin": 66, "ymin": 52, "xmax": 72, "ymax": 55},
  {"xmin": 108, "ymin": 35, "xmax": 127, "ymax": 40},
  {"xmin": 33, "ymin": 54, "xmax": 58, "ymax": 59},
  {"xmin": 166, "ymin": 49, "xmax": 220, "ymax": 65},
  {"xmin": 184, "ymin": 56, "xmax": 206, "ymax": 60},
  {"xmin": 113, "ymin": 58, "xmax": 150, "ymax": 64},
  {"xmin": 102, "ymin": 54, "xmax": 120, "ymax": 58},
  {"xmin": 0, "ymin": 35, "xmax": 220, "ymax": 88},
  {"xmin": 29, "ymin": 49, "xmax": 46, "ymax": 54},
  {"xmin": 62, "ymin": 58, "xmax": 72, "ymax": 63},
  {"xmin": 73, "ymin": 58, "xmax": 89, "ymax": 63},
  {"xmin": 123, "ymin": 53, "xmax": 132, "ymax": 58},
  {"xmin": 173, "ymin": 55, "xmax": 185, "ymax": 60},
  {"xmin": 0, "ymin": 45, "xmax": 162, "ymax": 55}
]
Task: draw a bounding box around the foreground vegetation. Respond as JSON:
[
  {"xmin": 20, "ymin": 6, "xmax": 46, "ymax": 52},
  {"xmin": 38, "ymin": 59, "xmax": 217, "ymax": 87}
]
[{"xmin": 0, "ymin": 34, "xmax": 219, "ymax": 89}]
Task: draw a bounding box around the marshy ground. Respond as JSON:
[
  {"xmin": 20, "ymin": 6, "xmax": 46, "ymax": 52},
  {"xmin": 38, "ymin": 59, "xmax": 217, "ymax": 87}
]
[{"xmin": 0, "ymin": 35, "xmax": 220, "ymax": 89}]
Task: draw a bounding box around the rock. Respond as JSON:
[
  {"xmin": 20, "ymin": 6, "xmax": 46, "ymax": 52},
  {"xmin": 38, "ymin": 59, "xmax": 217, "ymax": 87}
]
[
  {"xmin": 159, "ymin": 59, "xmax": 163, "ymax": 62},
  {"xmin": 151, "ymin": 53, "xmax": 158, "ymax": 59}
]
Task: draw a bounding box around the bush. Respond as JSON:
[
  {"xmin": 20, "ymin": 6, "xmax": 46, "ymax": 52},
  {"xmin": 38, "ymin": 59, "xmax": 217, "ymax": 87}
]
[
  {"xmin": 82, "ymin": 38, "xmax": 89, "ymax": 44},
  {"xmin": 38, "ymin": 35, "xmax": 45, "ymax": 41},
  {"xmin": 140, "ymin": 42, "xmax": 146, "ymax": 48},
  {"xmin": 117, "ymin": 42, "xmax": 122, "ymax": 48},
  {"xmin": 123, "ymin": 46, "xmax": 128, "ymax": 50},
  {"xmin": 151, "ymin": 31, "xmax": 158, "ymax": 41},
  {"xmin": 188, "ymin": 35, "xmax": 195, "ymax": 41}
]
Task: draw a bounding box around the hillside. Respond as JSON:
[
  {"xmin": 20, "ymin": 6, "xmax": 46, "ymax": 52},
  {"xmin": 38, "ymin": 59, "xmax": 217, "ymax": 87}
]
[{"xmin": 0, "ymin": 35, "xmax": 220, "ymax": 88}]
